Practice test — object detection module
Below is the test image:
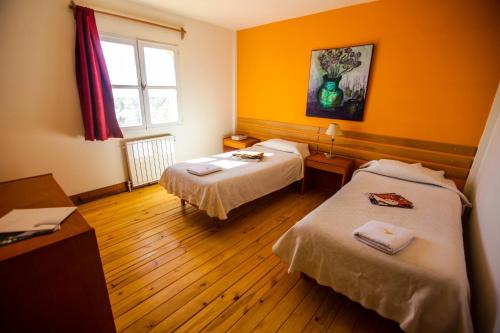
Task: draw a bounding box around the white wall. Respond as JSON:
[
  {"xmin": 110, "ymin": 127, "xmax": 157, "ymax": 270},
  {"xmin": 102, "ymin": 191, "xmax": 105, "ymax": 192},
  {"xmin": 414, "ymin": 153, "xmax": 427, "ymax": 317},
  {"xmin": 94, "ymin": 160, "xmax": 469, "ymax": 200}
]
[
  {"xmin": 464, "ymin": 84, "xmax": 500, "ymax": 333},
  {"xmin": 0, "ymin": 0, "xmax": 235, "ymax": 195}
]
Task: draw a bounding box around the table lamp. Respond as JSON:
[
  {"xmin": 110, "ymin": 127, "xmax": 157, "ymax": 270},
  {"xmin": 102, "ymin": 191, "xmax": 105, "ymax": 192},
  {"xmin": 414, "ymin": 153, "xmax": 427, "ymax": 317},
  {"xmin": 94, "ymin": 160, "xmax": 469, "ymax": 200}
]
[{"xmin": 324, "ymin": 123, "xmax": 340, "ymax": 159}]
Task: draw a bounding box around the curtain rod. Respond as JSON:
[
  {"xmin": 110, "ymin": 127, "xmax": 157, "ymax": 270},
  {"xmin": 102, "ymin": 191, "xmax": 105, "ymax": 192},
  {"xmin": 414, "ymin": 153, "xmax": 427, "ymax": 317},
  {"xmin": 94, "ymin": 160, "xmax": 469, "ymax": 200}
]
[{"xmin": 68, "ymin": 1, "xmax": 186, "ymax": 39}]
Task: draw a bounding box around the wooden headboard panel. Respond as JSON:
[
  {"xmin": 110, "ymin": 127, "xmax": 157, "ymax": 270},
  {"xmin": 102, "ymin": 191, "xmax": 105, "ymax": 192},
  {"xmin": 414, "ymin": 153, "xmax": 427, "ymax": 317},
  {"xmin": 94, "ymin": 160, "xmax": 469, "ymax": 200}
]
[{"xmin": 236, "ymin": 117, "xmax": 477, "ymax": 189}]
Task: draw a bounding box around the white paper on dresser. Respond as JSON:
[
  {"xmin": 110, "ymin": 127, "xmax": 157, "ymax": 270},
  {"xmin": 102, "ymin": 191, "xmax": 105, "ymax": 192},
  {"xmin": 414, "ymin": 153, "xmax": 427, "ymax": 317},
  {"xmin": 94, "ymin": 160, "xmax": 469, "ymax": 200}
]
[{"xmin": 0, "ymin": 207, "xmax": 77, "ymax": 233}]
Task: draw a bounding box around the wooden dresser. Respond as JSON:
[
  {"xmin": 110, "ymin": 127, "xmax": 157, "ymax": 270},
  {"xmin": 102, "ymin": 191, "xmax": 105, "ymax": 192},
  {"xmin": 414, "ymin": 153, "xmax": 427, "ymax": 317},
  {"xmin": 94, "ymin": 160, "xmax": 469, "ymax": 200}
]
[{"xmin": 0, "ymin": 175, "xmax": 115, "ymax": 333}]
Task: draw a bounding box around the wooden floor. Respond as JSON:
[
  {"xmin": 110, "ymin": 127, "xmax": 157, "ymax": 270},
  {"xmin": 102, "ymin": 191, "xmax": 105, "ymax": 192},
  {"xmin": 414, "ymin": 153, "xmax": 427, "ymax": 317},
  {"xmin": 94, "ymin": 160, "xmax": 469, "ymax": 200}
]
[{"xmin": 79, "ymin": 184, "xmax": 403, "ymax": 333}]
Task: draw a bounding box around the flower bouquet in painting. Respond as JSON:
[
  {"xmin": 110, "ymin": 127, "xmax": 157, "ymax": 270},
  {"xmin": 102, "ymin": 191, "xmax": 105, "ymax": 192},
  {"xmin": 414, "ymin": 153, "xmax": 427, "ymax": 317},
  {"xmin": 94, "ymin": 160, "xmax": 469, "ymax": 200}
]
[{"xmin": 306, "ymin": 44, "xmax": 373, "ymax": 121}]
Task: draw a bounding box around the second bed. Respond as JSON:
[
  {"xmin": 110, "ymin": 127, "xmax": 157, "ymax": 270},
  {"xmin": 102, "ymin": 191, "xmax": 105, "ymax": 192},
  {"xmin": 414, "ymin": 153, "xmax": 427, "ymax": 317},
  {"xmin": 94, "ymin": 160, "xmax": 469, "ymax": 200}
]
[{"xmin": 273, "ymin": 159, "xmax": 473, "ymax": 333}]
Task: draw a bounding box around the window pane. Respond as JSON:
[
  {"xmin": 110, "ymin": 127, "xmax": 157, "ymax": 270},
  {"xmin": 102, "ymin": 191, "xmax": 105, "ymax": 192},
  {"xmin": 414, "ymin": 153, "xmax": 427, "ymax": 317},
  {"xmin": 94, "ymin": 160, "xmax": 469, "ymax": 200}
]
[
  {"xmin": 144, "ymin": 47, "xmax": 176, "ymax": 86},
  {"xmin": 101, "ymin": 41, "xmax": 138, "ymax": 85},
  {"xmin": 148, "ymin": 89, "xmax": 178, "ymax": 124},
  {"xmin": 112, "ymin": 88, "xmax": 143, "ymax": 127}
]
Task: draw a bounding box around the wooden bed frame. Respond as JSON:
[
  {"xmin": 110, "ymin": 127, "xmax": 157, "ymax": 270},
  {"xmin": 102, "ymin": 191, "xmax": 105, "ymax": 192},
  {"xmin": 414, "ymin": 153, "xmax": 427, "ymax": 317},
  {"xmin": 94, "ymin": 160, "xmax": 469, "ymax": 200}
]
[{"xmin": 236, "ymin": 117, "xmax": 477, "ymax": 190}]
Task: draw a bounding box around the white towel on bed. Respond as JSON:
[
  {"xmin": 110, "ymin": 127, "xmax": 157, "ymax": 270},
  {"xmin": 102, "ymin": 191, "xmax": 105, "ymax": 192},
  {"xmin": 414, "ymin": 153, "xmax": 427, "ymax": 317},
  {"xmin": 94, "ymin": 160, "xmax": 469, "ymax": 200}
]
[
  {"xmin": 353, "ymin": 220, "xmax": 414, "ymax": 255},
  {"xmin": 186, "ymin": 164, "xmax": 222, "ymax": 176}
]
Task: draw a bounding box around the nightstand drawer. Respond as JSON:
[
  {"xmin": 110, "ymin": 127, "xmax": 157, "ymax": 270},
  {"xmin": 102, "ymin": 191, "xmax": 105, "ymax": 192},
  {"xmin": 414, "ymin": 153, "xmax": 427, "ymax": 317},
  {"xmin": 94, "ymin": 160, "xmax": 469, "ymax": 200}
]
[
  {"xmin": 223, "ymin": 146, "xmax": 238, "ymax": 152},
  {"xmin": 223, "ymin": 137, "xmax": 259, "ymax": 150},
  {"xmin": 306, "ymin": 160, "xmax": 347, "ymax": 174}
]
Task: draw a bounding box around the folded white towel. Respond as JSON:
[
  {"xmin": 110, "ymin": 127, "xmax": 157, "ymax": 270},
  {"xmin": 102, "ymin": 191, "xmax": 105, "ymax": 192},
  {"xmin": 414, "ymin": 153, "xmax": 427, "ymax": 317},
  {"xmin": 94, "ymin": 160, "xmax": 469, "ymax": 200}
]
[
  {"xmin": 353, "ymin": 220, "xmax": 414, "ymax": 255},
  {"xmin": 187, "ymin": 164, "xmax": 223, "ymax": 176}
]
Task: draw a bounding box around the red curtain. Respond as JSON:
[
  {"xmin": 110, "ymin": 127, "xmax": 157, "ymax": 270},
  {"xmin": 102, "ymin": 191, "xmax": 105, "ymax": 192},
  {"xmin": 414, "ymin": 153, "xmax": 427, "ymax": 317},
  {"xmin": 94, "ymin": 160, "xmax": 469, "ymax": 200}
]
[{"xmin": 74, "ymin": 6, "xmax": 123, "ymax": 141}]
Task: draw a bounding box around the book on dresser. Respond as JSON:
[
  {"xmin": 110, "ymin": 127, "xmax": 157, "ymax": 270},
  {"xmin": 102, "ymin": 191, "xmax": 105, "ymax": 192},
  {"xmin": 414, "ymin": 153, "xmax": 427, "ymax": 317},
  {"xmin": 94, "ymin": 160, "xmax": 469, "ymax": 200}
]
[{"xmin": 0, "ymin": 207, "xmax": 77, "ymax": 245}]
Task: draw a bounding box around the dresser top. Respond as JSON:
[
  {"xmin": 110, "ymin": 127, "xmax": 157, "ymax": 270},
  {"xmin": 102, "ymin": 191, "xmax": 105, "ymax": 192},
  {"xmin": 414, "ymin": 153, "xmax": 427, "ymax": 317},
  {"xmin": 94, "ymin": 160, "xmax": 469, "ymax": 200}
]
[{"xmin": 0, "ymin": 174, "xmax": 92, "ymax": 261}]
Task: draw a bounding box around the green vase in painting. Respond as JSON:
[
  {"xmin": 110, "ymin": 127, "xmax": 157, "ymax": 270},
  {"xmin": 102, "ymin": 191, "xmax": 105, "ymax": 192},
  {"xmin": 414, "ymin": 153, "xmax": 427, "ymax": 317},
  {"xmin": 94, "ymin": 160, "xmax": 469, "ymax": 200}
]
[{"xmin": 317, "ymin": 75, "xmax": 343, "ymax": 108}]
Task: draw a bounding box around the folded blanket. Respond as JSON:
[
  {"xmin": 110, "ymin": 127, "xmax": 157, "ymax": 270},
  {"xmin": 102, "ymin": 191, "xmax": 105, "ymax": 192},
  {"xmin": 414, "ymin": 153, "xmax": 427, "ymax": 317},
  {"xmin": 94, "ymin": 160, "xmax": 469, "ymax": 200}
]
[
  {"xmin": 186, "ymin": 164, "xmax": 223, "ymax": 176},
  {"xmin": 353, "ymin": 220, "xmax": 414, "ymax": 255}
]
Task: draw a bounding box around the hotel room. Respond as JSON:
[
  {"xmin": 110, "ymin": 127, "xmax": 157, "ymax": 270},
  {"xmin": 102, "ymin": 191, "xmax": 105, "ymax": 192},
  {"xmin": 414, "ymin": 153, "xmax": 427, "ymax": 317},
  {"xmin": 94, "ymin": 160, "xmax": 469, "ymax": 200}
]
[{"xmin": 0, "ymin": 0, "xmax": 499, "ymax": 332}]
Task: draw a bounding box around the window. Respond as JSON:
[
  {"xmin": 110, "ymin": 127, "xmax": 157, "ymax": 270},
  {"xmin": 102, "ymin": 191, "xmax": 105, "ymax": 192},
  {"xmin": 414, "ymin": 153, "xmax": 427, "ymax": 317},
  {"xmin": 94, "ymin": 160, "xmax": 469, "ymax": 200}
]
[{"xmin": 100, "ymin": 37, "xmax": 179, "ymax": 129}]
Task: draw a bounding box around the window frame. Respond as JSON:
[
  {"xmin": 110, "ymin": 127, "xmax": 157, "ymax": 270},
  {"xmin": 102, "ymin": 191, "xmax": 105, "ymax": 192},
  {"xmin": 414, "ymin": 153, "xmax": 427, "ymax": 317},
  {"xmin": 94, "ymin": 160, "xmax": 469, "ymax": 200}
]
[
  {"xmin": 137, "ymin": 39, "xmax": 181, "ymax": 128},
  {"xmin": 100, "ymin": 34, "xmax": 181, "ymax": 130}
]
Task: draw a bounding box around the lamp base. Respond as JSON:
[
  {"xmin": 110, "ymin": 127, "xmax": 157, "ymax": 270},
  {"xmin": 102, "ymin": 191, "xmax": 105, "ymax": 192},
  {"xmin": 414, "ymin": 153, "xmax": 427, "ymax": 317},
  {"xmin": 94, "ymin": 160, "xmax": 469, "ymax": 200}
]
[{"xmin": 324, "ymin": 153, "xmax": 335, "ymax": 159}]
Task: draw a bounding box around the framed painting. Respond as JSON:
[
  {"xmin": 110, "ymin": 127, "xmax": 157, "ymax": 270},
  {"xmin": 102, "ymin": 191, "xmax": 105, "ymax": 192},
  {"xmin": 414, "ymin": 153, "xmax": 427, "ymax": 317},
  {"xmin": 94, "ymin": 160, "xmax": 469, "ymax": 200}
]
[{"xmin": 306, "ymin": 44, "xmax": 374, "ymax": 121}]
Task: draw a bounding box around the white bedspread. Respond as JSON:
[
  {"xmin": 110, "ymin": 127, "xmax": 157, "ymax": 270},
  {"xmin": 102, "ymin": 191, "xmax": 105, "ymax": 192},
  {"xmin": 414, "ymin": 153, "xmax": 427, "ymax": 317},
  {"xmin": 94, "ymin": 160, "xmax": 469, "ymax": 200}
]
[
  {"xmin": 272, "ymin": 169, "xmax": 473, "ymax": 333},
  {"xmin": 159, "ymin": 146, "xmax": 303, "ymax": 219}
]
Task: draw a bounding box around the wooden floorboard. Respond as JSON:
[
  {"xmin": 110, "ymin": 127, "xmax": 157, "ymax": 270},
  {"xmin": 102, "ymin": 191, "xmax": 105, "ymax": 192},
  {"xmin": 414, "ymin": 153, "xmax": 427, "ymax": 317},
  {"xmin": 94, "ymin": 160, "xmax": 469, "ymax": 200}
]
[{"xmin": 80, "ymin": 184, "xmax": 403, "ymax": 333}]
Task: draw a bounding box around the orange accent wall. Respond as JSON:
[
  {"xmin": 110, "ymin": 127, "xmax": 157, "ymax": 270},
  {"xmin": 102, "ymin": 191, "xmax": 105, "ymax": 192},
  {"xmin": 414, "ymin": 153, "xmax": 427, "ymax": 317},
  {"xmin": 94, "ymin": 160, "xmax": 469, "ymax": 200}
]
[{"xmin": 237, "ymin": 0, "xmax": 500, "ymax": 146}]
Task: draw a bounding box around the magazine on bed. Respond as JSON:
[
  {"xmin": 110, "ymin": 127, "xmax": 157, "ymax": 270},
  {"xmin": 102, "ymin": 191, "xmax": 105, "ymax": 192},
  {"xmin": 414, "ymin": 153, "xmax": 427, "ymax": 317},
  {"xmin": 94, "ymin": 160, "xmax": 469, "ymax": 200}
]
[
  {"xmin": 232, "ymin": 150, "xmax": 264, "ymax": 161},
  {"xmin": 367, "ymin": 193, "xmax": 414, "ymax": 209}
]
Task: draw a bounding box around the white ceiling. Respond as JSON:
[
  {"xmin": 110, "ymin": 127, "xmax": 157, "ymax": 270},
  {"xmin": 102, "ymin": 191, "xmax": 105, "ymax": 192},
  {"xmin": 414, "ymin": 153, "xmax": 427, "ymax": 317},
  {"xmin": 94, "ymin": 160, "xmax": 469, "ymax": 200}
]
[{"xmin": 126, "ymin": 0, "xmax": 376, "ymax": 30}]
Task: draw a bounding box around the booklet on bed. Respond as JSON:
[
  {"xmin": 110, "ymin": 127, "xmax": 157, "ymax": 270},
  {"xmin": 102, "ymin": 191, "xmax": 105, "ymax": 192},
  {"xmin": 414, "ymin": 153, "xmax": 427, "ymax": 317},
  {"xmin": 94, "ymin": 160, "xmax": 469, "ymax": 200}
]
[
  {"xmin": 367, "ymin": 193, "xmax": 414, "ymax": 209},
  {"xmin": 232, "ymin": 150, "xmax": 264, "ymax": 161}
]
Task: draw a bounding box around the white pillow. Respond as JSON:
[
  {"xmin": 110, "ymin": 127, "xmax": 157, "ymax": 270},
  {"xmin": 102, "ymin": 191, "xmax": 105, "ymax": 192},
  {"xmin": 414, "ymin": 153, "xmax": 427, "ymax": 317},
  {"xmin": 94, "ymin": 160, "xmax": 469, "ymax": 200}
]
[
  {"xmin": 358, "ymin": 159, "xmax": 447, "ymax": 185},
  {"xmin": 255, "ymin": 139, "xmax": 310, "ymax": 159},
  {"xmin": 355, "ymin": 159, "xmax": 471, "ymax": 207}
]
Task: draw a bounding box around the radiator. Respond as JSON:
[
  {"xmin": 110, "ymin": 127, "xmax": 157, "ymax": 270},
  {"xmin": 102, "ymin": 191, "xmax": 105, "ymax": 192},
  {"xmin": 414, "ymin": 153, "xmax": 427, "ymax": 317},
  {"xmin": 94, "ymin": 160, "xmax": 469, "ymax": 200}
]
[{"xmin": 124, "ymin": 135, "xmax": 175, "ymax": 189}]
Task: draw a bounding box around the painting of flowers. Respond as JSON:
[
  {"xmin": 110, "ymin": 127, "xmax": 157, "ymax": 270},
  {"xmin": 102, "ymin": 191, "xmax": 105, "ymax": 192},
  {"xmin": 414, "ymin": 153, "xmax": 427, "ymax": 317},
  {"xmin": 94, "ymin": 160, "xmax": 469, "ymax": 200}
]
[{"xmin": 306, "ymin": 44, "xmax": 373, "ymax": 121}]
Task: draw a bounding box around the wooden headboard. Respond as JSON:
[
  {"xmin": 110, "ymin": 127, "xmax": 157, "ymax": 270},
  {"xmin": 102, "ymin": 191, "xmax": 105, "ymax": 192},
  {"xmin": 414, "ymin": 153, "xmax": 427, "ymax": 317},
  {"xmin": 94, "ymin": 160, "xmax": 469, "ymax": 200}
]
[{"xmin": 236, "ymin": 117, "xmax": 477, "ymax": 190}]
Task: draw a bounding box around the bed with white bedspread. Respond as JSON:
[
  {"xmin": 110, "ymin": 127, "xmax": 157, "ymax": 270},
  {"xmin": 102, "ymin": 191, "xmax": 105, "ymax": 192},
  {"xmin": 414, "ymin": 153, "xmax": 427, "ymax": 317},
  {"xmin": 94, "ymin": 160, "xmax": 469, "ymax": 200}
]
[
  {"xmin": 159, "ymin": 139, "xmax": 309, "ymax": 220},
  {"xmin": 272, "ymin": 159, "xmax": 473, "ymax": 333}
]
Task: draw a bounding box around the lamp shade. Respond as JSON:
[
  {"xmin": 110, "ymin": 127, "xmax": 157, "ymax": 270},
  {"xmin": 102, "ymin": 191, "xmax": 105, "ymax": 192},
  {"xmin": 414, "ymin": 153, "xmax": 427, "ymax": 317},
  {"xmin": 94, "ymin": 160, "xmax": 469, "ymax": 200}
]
[{"xmin": 325, "ymin": 123, "xmax": 339, "ymax": 137}]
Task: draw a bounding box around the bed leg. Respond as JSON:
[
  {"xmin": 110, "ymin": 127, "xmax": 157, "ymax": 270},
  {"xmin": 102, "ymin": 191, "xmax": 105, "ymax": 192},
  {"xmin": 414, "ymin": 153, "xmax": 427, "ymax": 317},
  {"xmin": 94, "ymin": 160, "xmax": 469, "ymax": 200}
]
[{"xmin": 181, "ymin": 199, "xmax": 186, "ymax": 206}]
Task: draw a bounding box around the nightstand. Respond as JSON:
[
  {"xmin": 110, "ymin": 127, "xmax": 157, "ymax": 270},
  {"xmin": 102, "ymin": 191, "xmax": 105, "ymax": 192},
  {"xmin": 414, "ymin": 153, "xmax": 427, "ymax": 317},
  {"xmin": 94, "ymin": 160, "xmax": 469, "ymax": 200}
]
[
  {"xmin": 223, "ymin": 137, "xmax": 260, "ymax": 152},
  {"xmin": 302, "ymin": 153, "xmax": 355, "ymax": 193}
]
